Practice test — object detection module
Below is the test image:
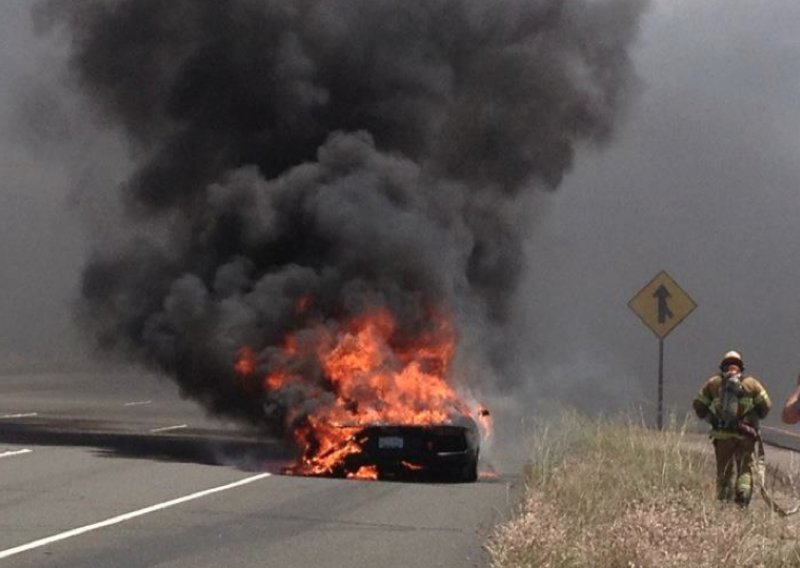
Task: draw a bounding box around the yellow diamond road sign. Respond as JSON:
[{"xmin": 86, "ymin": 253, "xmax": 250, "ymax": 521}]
[{"xmin": 628, "ymin": 271, "xmax": 696, "ymax": 339}]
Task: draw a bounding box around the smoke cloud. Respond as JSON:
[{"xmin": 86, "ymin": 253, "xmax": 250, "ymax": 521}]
[{"xmin": 38, "ymin": 0, "xmax": 647, "ymax": 430}]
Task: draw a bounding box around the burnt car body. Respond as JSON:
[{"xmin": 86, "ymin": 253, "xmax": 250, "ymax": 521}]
[{"xmin": 342, "ymin": 418, "xmax": 480, "ymax": 482}]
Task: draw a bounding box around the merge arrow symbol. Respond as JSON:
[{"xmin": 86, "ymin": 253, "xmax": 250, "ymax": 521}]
[{"xmin": 653, "ymin": 285, "xmax": 674, "ymax": 324}]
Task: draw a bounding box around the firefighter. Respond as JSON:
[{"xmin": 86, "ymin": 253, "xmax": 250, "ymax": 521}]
[{"xmin": 693, "ymin": 350, "xmax": 772, "ymax": 505}]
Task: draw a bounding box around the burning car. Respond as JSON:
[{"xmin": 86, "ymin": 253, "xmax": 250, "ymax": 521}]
[
  {"xmin": 236, "ymin": 308, "xmax": 492, "ymax": 481},
  {"xmin": 336, "ymin": 414, "xmax": 484, "ymax": 482},
  {"xmin": 284, "ymin": 408, "xmax": 489, "ymax": 482}
]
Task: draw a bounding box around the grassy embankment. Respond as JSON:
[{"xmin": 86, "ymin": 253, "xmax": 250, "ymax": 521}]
[{"xmin": 487, "ymin": 412, "xmax": 800, "ymax": 567}]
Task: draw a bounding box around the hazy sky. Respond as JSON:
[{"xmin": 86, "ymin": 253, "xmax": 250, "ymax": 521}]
[
  {"xmin": 0, "ymin": 0, "xmax": 85, "ymax": 371},
  {"xmin": 2, "ymin": 0, "xmax": 799, "ymax": 422},
  {"xmin": 517, "ymin": 0, "xmax": 800, "ymax": 418}
]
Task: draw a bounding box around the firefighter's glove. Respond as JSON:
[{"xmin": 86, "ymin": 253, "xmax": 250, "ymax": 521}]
[{"xmin": 737, "ymin": 421, "xmax": 758, "ymax": 439}]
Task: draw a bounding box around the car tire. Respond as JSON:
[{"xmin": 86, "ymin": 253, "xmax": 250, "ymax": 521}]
[{"xmin": 461, "ymin": 460, "xmax": 478, "ymax": 482}]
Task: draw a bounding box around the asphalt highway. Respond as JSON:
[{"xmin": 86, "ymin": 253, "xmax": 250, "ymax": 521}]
[{"xmin": 0, "ymin": 372, "xmax": 522, "ymax": 568}]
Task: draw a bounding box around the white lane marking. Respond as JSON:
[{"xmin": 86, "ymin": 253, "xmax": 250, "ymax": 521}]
[
  {"xmin": 0, "ymin": 413, "xmax": 38, "ymax": 419},
  {"xmin": 149, "ymin": 424, "xmax": 188, "ymax": 433},
  {"xmin": 0, "ymin": 473, "xmax": 271, "ymax": 560},
  {"xmin": 0, "ymin": 449, "xmax": 32, "ymax": 459},
  {"xmin": 123, "ymin": 400, "xmax": 152, "ymax": 407}
]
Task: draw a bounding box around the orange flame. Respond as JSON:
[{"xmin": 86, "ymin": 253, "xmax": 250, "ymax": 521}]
[
  {"xmin": 234, "ymin": 346, "xmax": 256, "ymax": 376},
  {"xmin": 347, "ymin": 465, "xmax": 379, "ymax": 480},
  {"xmin": 237, "ymin": 307, "xmax": 489, "ymax": 479}
]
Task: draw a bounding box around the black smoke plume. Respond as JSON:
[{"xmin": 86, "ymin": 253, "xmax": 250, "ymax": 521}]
[{"xmin": 39, "ymin": 0, "xmax": 647, "ymax": 430}]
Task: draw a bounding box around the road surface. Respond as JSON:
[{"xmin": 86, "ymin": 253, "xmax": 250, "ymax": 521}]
[{"xmin": 0, "ymin": 371, "xmax": 522, "ymax": 567}]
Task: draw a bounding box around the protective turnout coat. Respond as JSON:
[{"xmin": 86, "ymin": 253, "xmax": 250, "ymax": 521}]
[{"xmin": 693, "ymin": 374, "xmax": 771, "ymax": 439}]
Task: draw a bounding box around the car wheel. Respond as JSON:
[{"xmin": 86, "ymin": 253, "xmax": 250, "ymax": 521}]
[{"xmin": 461, "ymin": 460, "xmax": 478, "ymax": 482}]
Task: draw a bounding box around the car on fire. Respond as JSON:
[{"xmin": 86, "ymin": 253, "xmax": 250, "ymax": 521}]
[{"xmin": 339, "ymin": 413, "xmax": 483, "ymax": 482}]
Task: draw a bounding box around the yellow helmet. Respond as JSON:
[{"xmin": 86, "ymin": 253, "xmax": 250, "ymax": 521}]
[{"xmin": 719, "ymin": 350, "xmax": 744, "ymax": 371}]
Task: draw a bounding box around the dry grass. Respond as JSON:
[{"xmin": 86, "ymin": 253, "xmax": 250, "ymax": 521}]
[{"xmin": 487, "ymin": 411, "xmax": 800, "ymax": 567}]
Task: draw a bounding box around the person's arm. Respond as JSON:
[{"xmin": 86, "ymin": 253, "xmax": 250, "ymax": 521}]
[
  {"xmin": 751, "ymin": 379, "xmax": 771, "ymax": 419},
  {"xmin": 693, "ymin": 383, "xmax": 713, "ymax": 422},
  {"xmin": 781, "ymin": 375, "xmax": 800, "ymax": 424}
]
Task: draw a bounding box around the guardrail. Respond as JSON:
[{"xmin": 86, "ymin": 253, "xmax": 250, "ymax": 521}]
[{"xmin": 761, "ymin": 425, "xmax": 800, "ymax": 452}]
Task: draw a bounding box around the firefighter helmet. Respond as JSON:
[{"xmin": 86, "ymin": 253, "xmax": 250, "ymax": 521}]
[{"xmin": 720, "ymin": 350, "xmax": 744, "ymax": 371}]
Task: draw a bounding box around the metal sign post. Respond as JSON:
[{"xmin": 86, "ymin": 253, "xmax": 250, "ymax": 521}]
[
  {"xmin": 628, "ymin": 271, "xmax": 696, "ymax": 430},
  {"xmin": 658, "ymin": 339, "xmax": 664, "ymax": 430}
]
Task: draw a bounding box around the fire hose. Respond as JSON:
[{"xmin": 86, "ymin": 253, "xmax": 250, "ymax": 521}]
[{"xmin": 754, "ymin": 434, "xmax": 800, "ymax": 517}]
